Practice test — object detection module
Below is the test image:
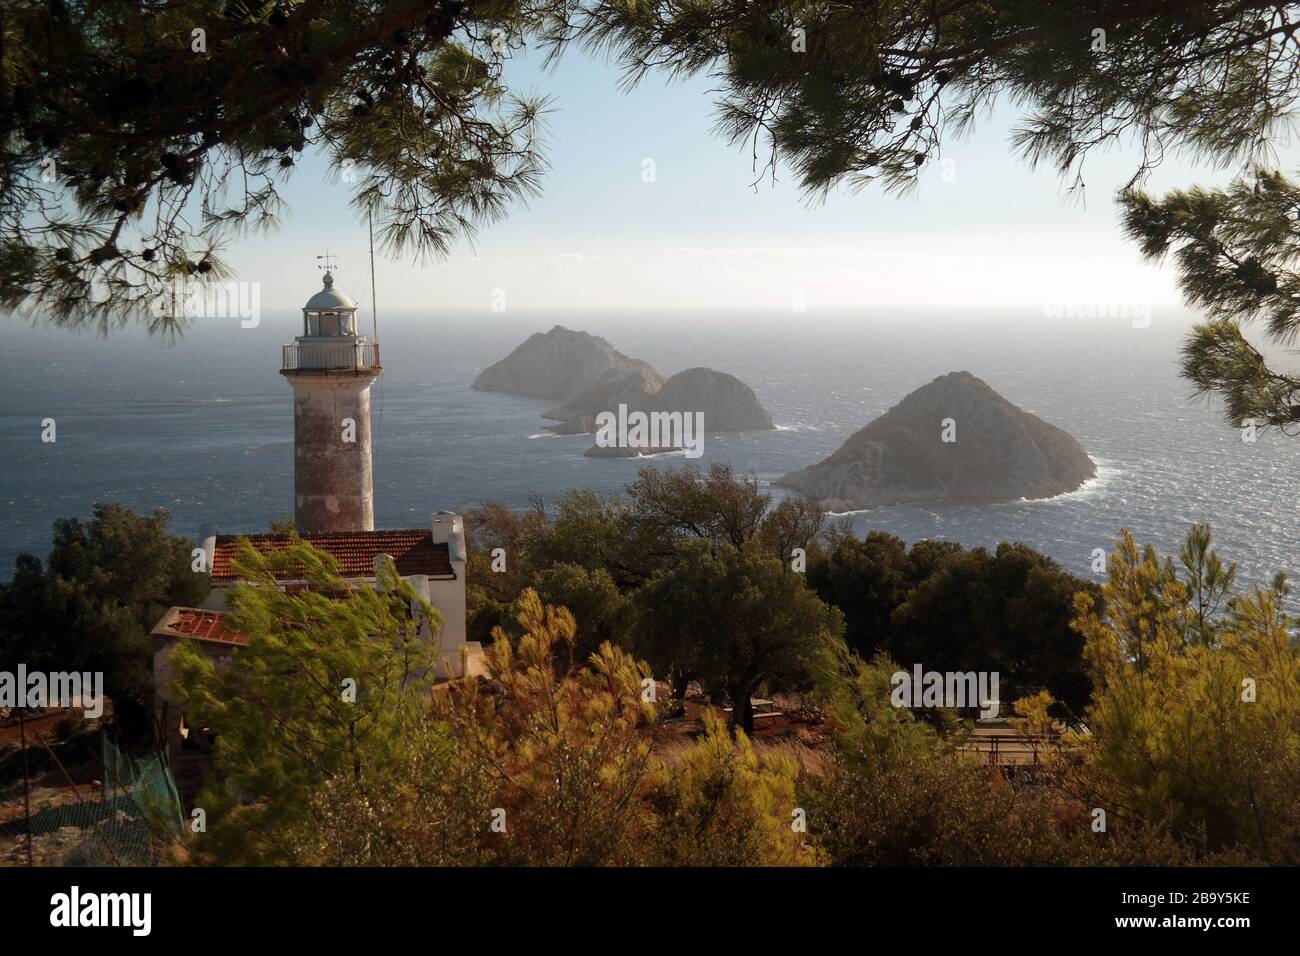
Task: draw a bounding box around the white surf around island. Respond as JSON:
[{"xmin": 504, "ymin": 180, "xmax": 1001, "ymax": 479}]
[
  {"xmin": 1008, "ymin": 459, "xmax": 1122, "ymax": 505},
  {"xmin": 762, "ymin": 458, "xmax": 1121, "ymax": 518}
]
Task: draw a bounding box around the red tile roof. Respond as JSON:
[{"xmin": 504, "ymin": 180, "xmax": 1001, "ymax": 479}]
[
  {"xmin": 155, "ymin": 608, "xmax": 250, "ymax": 646},
  {"xmin": 210, "ymin": 530, "xmax": 454, "ymax": 583}
]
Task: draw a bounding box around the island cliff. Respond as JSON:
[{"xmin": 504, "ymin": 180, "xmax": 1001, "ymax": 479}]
[
  {"xmin": 474, "ymin": 327, "xmax": 775, "ymax": 442},
  {"xmin": 776, "ymin": 371, "xmax": 1095, "ymax": 509}
]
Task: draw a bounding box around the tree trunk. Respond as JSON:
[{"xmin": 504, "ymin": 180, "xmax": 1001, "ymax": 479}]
[
  {"xmin": 731, "ymin": 685, "xmax": 754, "ymax": 736},
  {"xmin": 671, "ymin": 667, "xmax": 694, "ymax": 702}
]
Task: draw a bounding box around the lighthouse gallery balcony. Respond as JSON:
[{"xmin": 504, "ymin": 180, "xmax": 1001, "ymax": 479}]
[{"xmin": 282, "ymin": 340, "xmax": 381, "ymax": 372}]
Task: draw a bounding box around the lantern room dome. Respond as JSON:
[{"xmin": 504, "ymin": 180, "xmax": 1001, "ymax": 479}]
[{"xmin": 304, "ymin": 272, "xmax": 357, "ymax": 312}]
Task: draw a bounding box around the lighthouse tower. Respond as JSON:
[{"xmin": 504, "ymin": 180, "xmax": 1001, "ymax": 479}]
[{"xmin": 280, "ymin": 264, "xmax": 381, "ymax": 533}]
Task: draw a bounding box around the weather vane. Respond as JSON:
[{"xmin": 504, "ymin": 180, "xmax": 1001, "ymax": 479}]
[{"xmin": 316, "ymin": 251, "xmax": 338, "ymax": 273}]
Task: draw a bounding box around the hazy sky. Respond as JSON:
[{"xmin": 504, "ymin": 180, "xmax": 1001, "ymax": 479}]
[{"xmin": 217, "ymin": 44, "xmax": 1300, "ymax": 315}]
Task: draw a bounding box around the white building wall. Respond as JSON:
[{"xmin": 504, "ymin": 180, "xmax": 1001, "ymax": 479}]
[{"xmin": 430, "ymin": 512, "xmax": 469, "ymax": 675}]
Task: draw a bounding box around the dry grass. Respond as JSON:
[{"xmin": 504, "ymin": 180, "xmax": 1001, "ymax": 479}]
[
  {"xmin": 648, "ymin": 723, "xmax": 833, "ymax": 776},
  {"xmin": 751, "ymin": 738, "xmax": 833, "ymax": 776},
  {"xmin": 649, "ymin": 735, "xmax": 701, "ymax": 768}
]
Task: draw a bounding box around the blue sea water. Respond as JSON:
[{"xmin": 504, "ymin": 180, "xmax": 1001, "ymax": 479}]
[{"xmin": 1, "ymin": 307, "xmax": 1297, "ymax": 592}]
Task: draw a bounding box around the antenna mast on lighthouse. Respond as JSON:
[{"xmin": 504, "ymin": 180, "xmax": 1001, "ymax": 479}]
[
  {"xmin": 369, "ymin": 210, "xmax": 383, "ymax": 473},
  {"xmin": 368, "ymin": 211, "xmax": 378, "ymax": 340}
]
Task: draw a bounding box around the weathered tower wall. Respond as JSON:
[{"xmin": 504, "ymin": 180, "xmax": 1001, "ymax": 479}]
[{"xmin": 283, "ymin": 370, "xmax": 378, "ymax": 532}]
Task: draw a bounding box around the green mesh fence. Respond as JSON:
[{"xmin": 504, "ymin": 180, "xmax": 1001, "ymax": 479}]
[{"xmin": 15, "ymin": 732, "xmax": 184, "ymax": 866}]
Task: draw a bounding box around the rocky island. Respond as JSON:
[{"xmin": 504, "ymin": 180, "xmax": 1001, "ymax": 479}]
[
  {"xmin": 471, "ymin": 326, "xmax": 658, "ymax": 403},
  {"xmin": 474, "ymin": 326, "xmax": 775, "ymax": 453},
  {"xmin": 776, "ymin": 371, "xmax": 1095, "ymax": 509}
]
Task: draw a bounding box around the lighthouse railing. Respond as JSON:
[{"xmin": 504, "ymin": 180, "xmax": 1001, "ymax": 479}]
[{"xmin": 282, "ymin": 341, "xmax": 380, "ymax": 371}]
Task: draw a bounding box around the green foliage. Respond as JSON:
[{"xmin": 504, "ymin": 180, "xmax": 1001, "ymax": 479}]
[
  {"xmin": 802, "ymin": 602, "xmax": 1274, "ymax": 866},
  {"xmin": 195, "ymin": 584, "xmax": 822, "ymax": 866},
  {"xmin": 0, "ymin": 504, "xmax": 206, "ymax": 721},
  {"xmin": 268, "ymin": 514, "xmax": 297, "ymax": 535},
  {"xmin": 1011, "ymin": 690, "xmax": 1056, "ymax": 738},
  {"xmin": 752, "ymin": 494, "xmax": 825, "ymax": 565},
  {"xmin": 1180, "ymin": 522, "xmax": 1238, "ymax": 644},
  {"xmin": 809, "ymin": 608, "xmax": 1076, "ymax": 868},
  {"xmin": 236, "ymin": 587, "xmax": 659, "ymax": 865},
  {"xmin": 809, "ymin": 749, "xmax": 1079, "ymax": 866},
  {"xmin": 530, "ymin": 561, "xmax": 631, "ymax": 664},
  {"xmin": 806, "ymin": 530, "xmax": 935, "ymax": 657},
  {"xmin": 161, "ymin": 511, "xmax": 1297, "ymax": 866},
  {"xmin": 215, "ymin": 587, "xmax": 660, "ymax": 868},
  {"xmin": 170, "ymin": 538, "xmax": 441, "ymax": 864},
  {"xmin": 809, "ymin": 532, "xmax": 1097, "ymax": 719},
  {"xmin": 632, "ymin": 540, "xmax": 840, "ymax": 733},
  {"xmin": 520, "ymin": 488, "xmax": 655, "ymax": 587},
  {"xmin": 281, "ymin": 716, "xmax": 455, "ymax": 866},
  {"xmin": 626, "ymin": 462, "xmax": 768, "ymax": 548},
  {"xmin": 645, "ymin": 711, "xmax": 812, "ymax": 866},
  {"xmin": 431, "ymin": 589, "xmax": 655, "ymax": 865},
  {"xmin": 506, "ymin": 464, "xmax": 822, "ymax": 594},
  {"xmin": 890, "ymin": 542, "xmax": 1099, "ymax": 719},
  {"xmin": 473, "ymin": 467, "xmax": 1092, "ymax": 728},
  {"xmin": 464, "ymin": 498, "xmax": 548, "ymax": 643},
  {"xmin": 470, "ymin": 463, "xmax": 823, "ymax": 610},
  {"xmin": 576, "ymin": 1, "xmax": 1296, "ymax": 197},
  {"xmin": 464, "ymin": 466, "xmax": 830, "ymax": 715},
  {"xmin": 1069, "ymin": 528, "xmax": 1300, "ymax": 862},
  {"xmin": 465, "ymin": 593, "xmax": 514, "ymax": 647},
  {"xmin": 2, "ymin": 0, "xmax": 560, "ymax": 330},
  {"xmin": 809, "ymin": 639, "xmax": 939, "ymax": 775},
  {"xmin": 626, "ymin": 463, "xmax": 822, "ymax": 562},
  {"xmin": 1120, "ymin": 168, "xmax": 1300, "ymax": 431}
]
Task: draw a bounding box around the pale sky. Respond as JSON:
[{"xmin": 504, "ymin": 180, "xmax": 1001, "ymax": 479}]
[{"xmin": 216, "ymin": 45, "xmax": 1300, "ymax": 315}]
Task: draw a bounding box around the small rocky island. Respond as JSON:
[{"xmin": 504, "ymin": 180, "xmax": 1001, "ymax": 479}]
[
  {"xmin": 473, "ymin": 326, "xmax": 775, "ymax": 452},
  {"xmin": 471, "ymin": 326, "xmax": 658, "ymax": 403},
  {"xmin": 776, "ymin": 371, "xmax": 1095, "ymax": 509}
]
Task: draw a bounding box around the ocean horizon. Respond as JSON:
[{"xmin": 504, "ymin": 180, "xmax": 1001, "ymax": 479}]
[{"xmin": 2, "ymin": 306, "xmax": 1296, "ymax": 593}]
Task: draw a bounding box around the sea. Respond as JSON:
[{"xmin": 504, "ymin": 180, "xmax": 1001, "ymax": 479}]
[{"xmin": 2, "ymin": 307, "xmax": 1297, "ymax": 594}]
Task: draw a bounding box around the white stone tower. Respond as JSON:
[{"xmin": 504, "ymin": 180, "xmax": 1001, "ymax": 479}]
[{"xmin": 280, "ymin": 265, "xmax": 381, "ymax": 532}]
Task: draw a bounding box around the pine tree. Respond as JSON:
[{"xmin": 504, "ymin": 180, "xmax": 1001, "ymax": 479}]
[
  {"xmin": 645, "ymin": 710, "xmax": 812, "ymax": 866},
  {"xmin": 575, "ymin": 1, "xmax": 1300, "ymax": 197},
  {"xmin": 1, "ymin": 0, "xmax": 557, "ymax": 331},
  {"xmin": 1120, "ymin": 170, "xmax": 1300, "ymax": 432},
  {"xmin": 170, "ymin": 537, "xmax": 442, "ymax": 864},
  {"xmin": 433, "ymin": 588, "xmax": 656, "ymax": 865},
  {"xmin": 1068, "ymin": 528, "xmax": 1300, "ymax": 861}
]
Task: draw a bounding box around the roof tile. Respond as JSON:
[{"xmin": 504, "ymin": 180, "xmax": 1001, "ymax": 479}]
[
  {"xmin": 211, "ymin": 530, "xmax": 454, "ymax": 582},
  {"xmin": 156, "ymin": 608, "xmax": 250, "ymax": 646}
]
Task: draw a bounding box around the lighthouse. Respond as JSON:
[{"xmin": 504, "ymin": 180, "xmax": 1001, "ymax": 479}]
[
  {"xmin": 280, "ymin": 262, "xmax": 381, "ymax": 533},
  {"xmin": 149, "ymin": 262, "xmax": 479, "ymax": 763}
]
